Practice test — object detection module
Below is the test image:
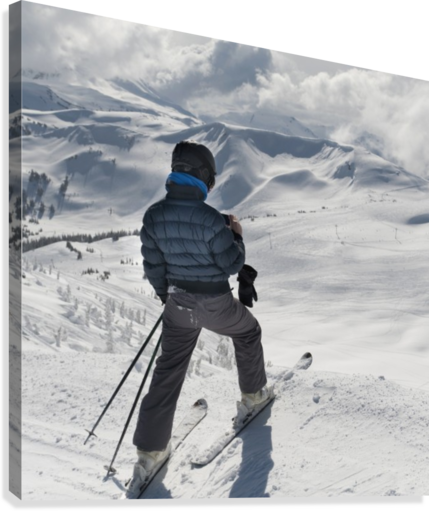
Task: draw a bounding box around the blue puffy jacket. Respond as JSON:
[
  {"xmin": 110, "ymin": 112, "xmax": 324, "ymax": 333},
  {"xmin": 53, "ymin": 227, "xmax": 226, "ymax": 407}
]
[{"xmin": 141, "ymin": 180, "xmax": 245, "ymax": 300}]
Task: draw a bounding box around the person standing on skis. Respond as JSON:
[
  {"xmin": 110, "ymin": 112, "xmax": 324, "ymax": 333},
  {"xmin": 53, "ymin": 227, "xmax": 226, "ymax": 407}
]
[{"xmin": 127, "ymin": 140, "xmax": 269, "ymax": 498}]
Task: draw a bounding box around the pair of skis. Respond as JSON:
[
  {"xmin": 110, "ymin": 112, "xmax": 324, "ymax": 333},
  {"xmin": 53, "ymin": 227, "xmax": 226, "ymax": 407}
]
[
  {"xmin": 191, "ymin": 351, "xmax": 313, "ymax": 467},
  {"xmin": 121, "ymin": 352, "xmax": 312, "ymax": 498}
]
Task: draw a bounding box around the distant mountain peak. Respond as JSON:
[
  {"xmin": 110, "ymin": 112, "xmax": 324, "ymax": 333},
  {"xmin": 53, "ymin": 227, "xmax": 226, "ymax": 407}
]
[{"xmin": 21, "ymin": 68, "xmax": 62, "ymax": 81}]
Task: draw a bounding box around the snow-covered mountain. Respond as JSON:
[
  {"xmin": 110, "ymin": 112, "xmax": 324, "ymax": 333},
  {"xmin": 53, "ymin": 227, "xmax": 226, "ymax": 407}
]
[
  {"xmin": 11, "ymin": 71, "xmax": 198, "ymax": 121},
  {"xmin": 10, "ymin": 72, "xmax": 428, "ymax": 241},
  {"xmin": 10, "ymin": 72, "xmax": 429, "ymax": 500},
  {"xmin": 202, "ymin": 109, "xmax": 318, "ymax": 138}
]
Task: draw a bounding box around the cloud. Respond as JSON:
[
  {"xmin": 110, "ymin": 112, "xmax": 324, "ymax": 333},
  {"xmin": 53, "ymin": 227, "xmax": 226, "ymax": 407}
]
[
  {"xmin": 246, "ymin": 69, "xmax": 429, "ymax": 177},
  {"xmin": 255, "ymin": 69, "xmax": 393, "ymax": 120},
  {"xmin": 22, "ymin": 3, "xmax": 172, "ymax": 83},
  {"xmin": 21, "ymin": 3, "xmax": 272, "ymax": 99},
  {"xmin": 320, "ymin": 72, "xmax": 429, "ymax": 178},
  {"xmin": 150, "ymin": 40, "xmax": 272, "ymax": 109},
  {"xmin": 209, "ymin": 41, "xmax": 272, "ymax": 92}
]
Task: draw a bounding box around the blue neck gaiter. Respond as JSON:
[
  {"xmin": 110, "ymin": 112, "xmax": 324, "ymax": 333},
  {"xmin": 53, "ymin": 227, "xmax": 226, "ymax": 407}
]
[{"xmin": 166, "ymin": 172, "xmax": 208, "ymax": 200}]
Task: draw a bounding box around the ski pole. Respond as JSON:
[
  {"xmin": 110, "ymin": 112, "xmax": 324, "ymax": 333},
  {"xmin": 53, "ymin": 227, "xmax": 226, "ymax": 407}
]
[
  {"xmin": 84, "ymin": 312, "xmax": 163, "ymax": 445},
  {"xmin": 105, "ymin": 332, "xmax": 163, "ymax": 477}
]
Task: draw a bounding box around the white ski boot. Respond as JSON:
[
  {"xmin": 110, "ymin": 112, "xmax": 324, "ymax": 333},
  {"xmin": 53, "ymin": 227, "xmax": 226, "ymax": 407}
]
[
  {"xmin": 241, "ymin": 385, "xmax": 273, "ymax": 410},
  {"xmin": 125, "ymin": 442, "xmax": 171, "ymax": 499},
  {"xmin": 234, "ymin": 385, "xmax": 275, "ymax": 427}
]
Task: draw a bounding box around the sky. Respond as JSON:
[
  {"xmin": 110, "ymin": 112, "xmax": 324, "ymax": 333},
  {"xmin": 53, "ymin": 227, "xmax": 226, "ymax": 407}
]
[{"xmin": 13, "ymin": 2, "xmax": 429, "ymax": 178}]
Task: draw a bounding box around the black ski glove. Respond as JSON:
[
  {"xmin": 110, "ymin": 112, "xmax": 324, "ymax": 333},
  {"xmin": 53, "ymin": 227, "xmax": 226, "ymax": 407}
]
[{"xmin": 237, "ymin": 264, "xmax": 258, "ymax": 308}]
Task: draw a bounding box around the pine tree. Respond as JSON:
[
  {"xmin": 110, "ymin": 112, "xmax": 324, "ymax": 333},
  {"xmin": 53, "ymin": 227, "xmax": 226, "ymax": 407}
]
[
  {"xmin": 187, "ymin": 360, "xmax": 195, "ymax": 377},
  {"xmin": 59, "ymin": 175, "xmax": 69, "ymax": 197},
  {"xmin": 138, "ymin": 331, "xmax": 145, "ymax": 344},
  {"xmin": 104, "ymin": 300, "xmax": 113, "ymax": 331},
  {"xmin": 85, "ymin": 303, "xmax": 91, "ymax": 328},
  {"xmin": 124, "ymin": 321, "xmax": 134, "ymax": 345},
  {"xmin": 38, "ymin": 202, "xmax": 45, "ymax": 217},
  {"xmin": 106, "ymin": 328, "xmax": 114, "ymax": 353},
  {"xmin": 55, "ymin": 327, "xmax": 62, "ymax": 347},
  {"xmin": 65, "ymin": 284, "xmax": 72, "ymax": 302}
]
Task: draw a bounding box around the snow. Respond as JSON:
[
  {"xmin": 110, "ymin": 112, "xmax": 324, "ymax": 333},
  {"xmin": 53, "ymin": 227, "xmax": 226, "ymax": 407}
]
[
  {"xmin": 17, "ymin": 201, "xmax": 429, "ymax": 500},
  {"xmin": 10, "ymin": 72, "xmax": 429, "ymax": 503}
]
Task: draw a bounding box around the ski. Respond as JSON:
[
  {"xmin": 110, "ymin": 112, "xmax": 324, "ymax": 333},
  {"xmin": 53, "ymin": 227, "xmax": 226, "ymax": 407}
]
[
  {"xmin": 191, "ymin": 388, "xmax": 275, "ymax": 467},
  {"xmin": 283, "ymin": 351, "xmax": 313, "ymax": 381},
  {"xmin": 191, "ymin": 352, "xmax": 312, "ymax": 467},
  {"xmin": 123, "ymin": 398, "xmax": 208, "ymax": 499}
]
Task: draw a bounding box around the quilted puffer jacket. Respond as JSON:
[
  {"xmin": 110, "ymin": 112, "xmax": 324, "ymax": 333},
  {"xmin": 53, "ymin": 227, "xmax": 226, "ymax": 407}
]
[{"xmin": 140, "ymin": 181, "xmax": 245, "ymax": 300}]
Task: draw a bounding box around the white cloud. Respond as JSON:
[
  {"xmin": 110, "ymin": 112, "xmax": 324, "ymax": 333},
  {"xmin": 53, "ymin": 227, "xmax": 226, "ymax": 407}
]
[
  {"xmin": 150, "ymin": 40, "xmax": 273, "ymax": 109},
  {"xmin": 21, "ymin": 4, "xmax": 272, "ymax": 102},
  {"xmin": 247, "ymin": 69, "xmax": 429, "ymax": 177},
  {"xmin": 326, "ymin": 73, "xmax": 429, "ymax": 177},
  {"xmin": 22, "ymin": 3, "xmax": 172, "ymax": 83}
]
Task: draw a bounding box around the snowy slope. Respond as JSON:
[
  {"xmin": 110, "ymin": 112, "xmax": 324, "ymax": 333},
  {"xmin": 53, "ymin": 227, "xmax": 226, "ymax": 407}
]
[
  {"xmin": 21, "ymin": 349, "xmax": 429, "ymax": 500},
  {"xmin": 20, "ymin": 188, "xmax": 429, "ymax": 499}
]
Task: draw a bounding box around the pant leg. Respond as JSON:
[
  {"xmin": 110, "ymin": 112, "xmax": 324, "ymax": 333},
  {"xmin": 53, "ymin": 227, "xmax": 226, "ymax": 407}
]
[
  {"xmin": 133, "ymin": 294, "xmax": 201, "ymax": 452},
  {"xmin": 201, "ymin": 292, "xmax": 267, "ymax": 394}
]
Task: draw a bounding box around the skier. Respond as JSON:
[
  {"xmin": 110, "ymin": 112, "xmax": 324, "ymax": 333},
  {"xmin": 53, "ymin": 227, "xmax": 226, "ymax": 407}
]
[{"xmin": 127, "ymin": 140, "xmax": 269, "ymax": 498}]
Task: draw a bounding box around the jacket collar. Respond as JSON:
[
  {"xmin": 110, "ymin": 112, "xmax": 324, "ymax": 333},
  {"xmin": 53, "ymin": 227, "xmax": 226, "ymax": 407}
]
[
  {"xmin": 166, "ymin": 172, "xmax": 208, "ymax": 199},
  {"xmin": 165, "ymin": 181, "xmax": 205, "ymax": 201}
]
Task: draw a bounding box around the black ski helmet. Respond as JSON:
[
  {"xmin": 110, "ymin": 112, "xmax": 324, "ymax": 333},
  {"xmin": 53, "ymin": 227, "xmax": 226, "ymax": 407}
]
[{"xmin": 171, "ymin": 140, "xmax": 217, "ymax": 191}]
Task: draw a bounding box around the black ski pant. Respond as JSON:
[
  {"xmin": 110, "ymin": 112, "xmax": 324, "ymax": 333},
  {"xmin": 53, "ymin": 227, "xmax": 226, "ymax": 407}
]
[{"xmin": 133, "ymin": 291, "xmax": 267, "ymax": 452}]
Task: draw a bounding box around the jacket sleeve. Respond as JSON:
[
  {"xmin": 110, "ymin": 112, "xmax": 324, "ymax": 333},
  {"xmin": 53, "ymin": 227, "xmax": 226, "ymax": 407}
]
[
  {"xmin": 208, "ymin": 216, "xmax": 245, "ymax": 276},
  {"xmin": 140, "ymin": 211, "xmax": 168, "ymax": 299}
]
